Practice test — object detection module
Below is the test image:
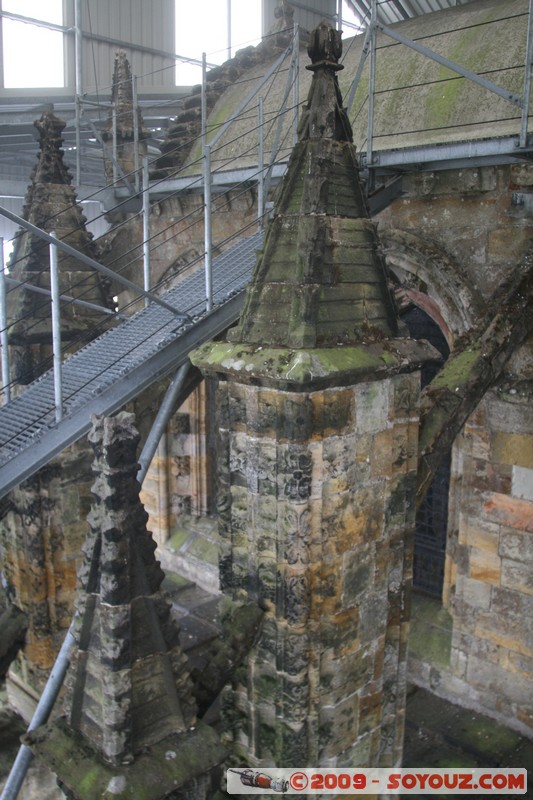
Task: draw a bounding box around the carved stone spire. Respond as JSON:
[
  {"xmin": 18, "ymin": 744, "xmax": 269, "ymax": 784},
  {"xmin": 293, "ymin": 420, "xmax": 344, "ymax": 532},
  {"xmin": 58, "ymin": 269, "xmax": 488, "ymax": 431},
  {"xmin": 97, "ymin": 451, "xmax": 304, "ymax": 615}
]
[
  {"xmin": 26, "ymin": 413, "xmax": 226, "ymax": 799},
  {"xmin": 66, "ymin": 412, "xmax": 197, "ymax": 763},
  {"xmin": 7, "ymin": 110, "xmax": 114, "ymax": 384},
  {"xmin": 223, "ymin": 20, "xmax": 399, "ymax": 352},
  {"xmin": 102, "ymin": 50, "xmax": 148, "ymax": 184}
]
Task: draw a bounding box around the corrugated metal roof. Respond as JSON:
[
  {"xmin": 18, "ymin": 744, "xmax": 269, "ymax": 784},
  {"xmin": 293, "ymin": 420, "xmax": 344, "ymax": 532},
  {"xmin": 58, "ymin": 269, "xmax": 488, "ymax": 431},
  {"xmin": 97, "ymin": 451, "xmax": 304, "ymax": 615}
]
[{"xmin": 346, "ymin": 0, "xmax": 479, "ymax": 26}]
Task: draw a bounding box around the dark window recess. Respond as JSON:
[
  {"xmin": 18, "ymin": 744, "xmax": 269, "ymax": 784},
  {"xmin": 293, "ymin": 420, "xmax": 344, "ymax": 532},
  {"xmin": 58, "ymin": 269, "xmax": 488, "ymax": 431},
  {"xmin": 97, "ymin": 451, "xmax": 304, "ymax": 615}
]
[{"xmin": 401, "ymin": 305, "xmax": 451, "ymax": 597}]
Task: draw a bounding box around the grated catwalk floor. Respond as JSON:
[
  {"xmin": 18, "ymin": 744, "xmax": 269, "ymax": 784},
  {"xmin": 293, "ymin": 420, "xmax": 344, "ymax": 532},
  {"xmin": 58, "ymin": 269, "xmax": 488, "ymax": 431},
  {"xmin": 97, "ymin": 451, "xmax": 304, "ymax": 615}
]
[{"xmin": 0, "ymin": 230, "xmax": 264, "ymax": 496}]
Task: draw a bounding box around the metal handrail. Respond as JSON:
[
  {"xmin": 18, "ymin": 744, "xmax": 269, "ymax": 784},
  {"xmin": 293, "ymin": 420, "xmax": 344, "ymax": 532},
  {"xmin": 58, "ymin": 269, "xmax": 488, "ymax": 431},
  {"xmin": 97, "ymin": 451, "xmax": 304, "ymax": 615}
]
[{"xmin": 0, "ymin": 205, "xmax": 189, "ymax": 319}]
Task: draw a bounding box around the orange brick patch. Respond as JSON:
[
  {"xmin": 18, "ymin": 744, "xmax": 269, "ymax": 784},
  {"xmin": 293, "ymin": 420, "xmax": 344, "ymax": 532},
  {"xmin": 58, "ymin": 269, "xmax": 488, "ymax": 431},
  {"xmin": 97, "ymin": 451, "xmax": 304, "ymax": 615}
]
[{"xmin": 483, "ymin": 492, "xmax": 533, "ymax": 533}]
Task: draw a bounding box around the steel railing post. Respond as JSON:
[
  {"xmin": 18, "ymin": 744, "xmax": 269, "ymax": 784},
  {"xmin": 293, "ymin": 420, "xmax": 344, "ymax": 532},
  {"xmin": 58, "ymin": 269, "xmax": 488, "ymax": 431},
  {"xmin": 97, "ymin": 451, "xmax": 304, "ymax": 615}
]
[
  {"xmin": 112, "ymin": 105, "xmax": 118, "ymax": 184},
  {"xmin": 227, "ymin": 0, "xmax": 232, "ymax": 61},
  {"xmin": 367, "ymin": 0, "xmax": 377, "ymax": 191},
  {"xmin": 293, "ymin": 24, "xmax": 299, "ymax": 146},
  {"xmin": 201, "ymin": 51, "xmax": 207, "ymax": 146},
  {"xmin": 203, "ymin": 144, "xmax": 213, "ymax": 312},
  {"xmin": 132, "ymin": 75, "xmax": 140, "ymax": 192},
  {"xmin": 74, "ymin": 0, "xmax": 83, "ymax": 186},
  {"xmin": 0, "ymin": 238, "xmax": 10, "ymax": 405},
  {"xmin": 258, "ymin": 97, "xmax": 265, "ymax": 227},
  {"xmin": 49, "ymin": 234, "xmax": 63, "ymax": 423},
  {"xmin": 142, "ymin": 156, "xmax": 151, "ymax": 306}
]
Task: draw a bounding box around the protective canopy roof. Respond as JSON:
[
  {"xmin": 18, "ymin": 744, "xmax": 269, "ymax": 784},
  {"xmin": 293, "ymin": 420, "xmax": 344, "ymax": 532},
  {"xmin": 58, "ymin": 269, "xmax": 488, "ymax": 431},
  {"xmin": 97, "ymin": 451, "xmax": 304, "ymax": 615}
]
[{"xmin": 346, "ymin": 0, "xmax": 478, "ymax": 26}]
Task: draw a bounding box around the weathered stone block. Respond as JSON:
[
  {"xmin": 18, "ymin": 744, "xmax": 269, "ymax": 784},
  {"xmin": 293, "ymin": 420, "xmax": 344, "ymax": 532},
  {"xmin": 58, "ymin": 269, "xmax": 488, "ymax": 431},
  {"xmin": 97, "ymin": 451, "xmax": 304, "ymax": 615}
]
[
  {"xmin": 322, "ymin": 432, "xmax": 359, "ymax": 483},
  {"xmin": 355, "ymin": 382, "xmax": 390, "ymax": 434},
  {"xmin": 311, "ymin": 387, "xmax": 355, "ymax": 438},
  {"xmin": 342, "ymin": 545, "xmax": 375, "ymax": 606},
  {"xmin": 490, "ymin": 585, "xmax": 533, "ymax": 618},
  {"xmin": 279, "ymin": 565, "xmax": 311, "ymax": 624},
  {"xmin": 319, "ymin": 648, "xmax": 373, "ymax": 704},
  {"xmin": 498, "ymin": 528, "xmax": 533, "ymax": 563},
  {"xmin": 500, "ymin": 559, "xmax": 533, "ymax": 596},
  {"xmin": 277, "ymin": 445, "xmax": 314, "ymax": 502},
  {"xmin": 491, "ymin": 432, "xmax": 533, "ymax": 469},
  {"xmin": 320, "ymin": 608, "xmax": 360, "ymax": 657},
  {"xmin": 318, "ymin": 694, "xmax": 359, "ymax": 760},
  {"xmin": 370, "ymin": 428, "xmax": 394, "ymax": 478},
  {"xmin": 468, "ymin": 546, "xmax": 501, "ymax": 584},
  {"xmin": 455, "ymin": 575, "xmax": 492, "ymax": 610},
  {"xmin": 280, "ymin": 722, "xmax": 309, "ymax": 765}
]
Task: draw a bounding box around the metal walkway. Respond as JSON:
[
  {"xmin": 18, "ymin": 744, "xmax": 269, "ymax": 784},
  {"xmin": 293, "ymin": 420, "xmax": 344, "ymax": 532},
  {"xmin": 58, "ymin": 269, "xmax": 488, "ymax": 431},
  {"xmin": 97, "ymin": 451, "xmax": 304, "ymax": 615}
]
[{"xmin": 0, "ymin": 230, "xmax": 263, "ymax": 500}]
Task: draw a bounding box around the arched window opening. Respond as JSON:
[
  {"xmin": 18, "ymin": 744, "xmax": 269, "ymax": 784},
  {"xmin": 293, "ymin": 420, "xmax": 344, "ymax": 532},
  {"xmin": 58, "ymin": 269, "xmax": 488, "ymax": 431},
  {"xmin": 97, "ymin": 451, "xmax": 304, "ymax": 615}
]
[{"xmin": 401, "ymin": 304, "xmax": 451, "ymax": 598}]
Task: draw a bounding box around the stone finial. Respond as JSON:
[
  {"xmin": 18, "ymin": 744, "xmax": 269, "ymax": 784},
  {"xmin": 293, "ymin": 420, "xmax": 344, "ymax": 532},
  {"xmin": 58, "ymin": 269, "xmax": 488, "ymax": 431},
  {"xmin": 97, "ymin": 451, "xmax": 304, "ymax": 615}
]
[
  {"xmin": 307, "ymin": 20, "xmax": 343, "ymax": 71},
  {"xmin": 298, "ymin": 20, "xmax": 352, "ymax": 142},
  {"xmin": 274, "ymin": 0, "xmax": 295, "ymax": 24},
  {"xmin": 32, "ymin": 110, "xmax": 72, "ymax": 186}
]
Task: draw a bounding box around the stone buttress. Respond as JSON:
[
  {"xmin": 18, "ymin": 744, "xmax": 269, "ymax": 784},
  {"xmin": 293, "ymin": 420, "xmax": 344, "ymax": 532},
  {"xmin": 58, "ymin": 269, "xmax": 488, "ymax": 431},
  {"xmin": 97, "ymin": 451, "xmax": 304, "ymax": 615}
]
[
  {"xmin": 191, "ymin": 22, "xmax": 438, "ymax": 771},
  {"xmin": 26, "ymin": 412, "xmax": 226, "ymax": 800}
]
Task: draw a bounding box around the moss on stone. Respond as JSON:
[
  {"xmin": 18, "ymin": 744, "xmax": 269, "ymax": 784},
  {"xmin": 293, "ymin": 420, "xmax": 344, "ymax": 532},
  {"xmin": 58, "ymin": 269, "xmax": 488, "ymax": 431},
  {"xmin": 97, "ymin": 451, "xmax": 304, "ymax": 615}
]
[
  {"xmin": 187, "ymin": 533, "xmax": 219, "ymax": 566},
  {"xmin": 26, "ymin": 717, "xmax": 226, "ymax": 800},
  {"xmin": 168, "ymin": 527, "xmax": 191, "ymax": 551},
  {"xmin": 409, "ymin": 595, "xmax": 452, "ymax": 669},
  {"xmin": 191, "ymin": 338, "xmax": 437, "ymax": 390}
]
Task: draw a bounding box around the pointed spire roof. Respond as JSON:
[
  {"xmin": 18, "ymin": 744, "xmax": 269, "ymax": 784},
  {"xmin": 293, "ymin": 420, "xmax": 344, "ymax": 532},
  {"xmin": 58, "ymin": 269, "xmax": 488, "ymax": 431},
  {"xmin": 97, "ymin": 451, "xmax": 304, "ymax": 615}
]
[
  {"xmin": 8, "ymin": 111, "xmax": 114, "ymax": 353},
  {"xmin": 228, "ymin": 21, "xmax": 399, "ymax": 349},
  {"xmin": 104, "ymin": 50, "xmax": 146, "ymax": 142},
  {"xmin": 64, "ymin": 412, "xmax": 196, "ymax": 764}
]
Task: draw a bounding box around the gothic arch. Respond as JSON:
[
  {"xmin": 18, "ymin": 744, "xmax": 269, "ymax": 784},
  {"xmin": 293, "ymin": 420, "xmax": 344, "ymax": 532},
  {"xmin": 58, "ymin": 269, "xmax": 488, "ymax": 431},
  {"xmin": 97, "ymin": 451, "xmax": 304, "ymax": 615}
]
[{"xmin": 380, "ymin": 228, "xmax": 483, "ymax": 347}]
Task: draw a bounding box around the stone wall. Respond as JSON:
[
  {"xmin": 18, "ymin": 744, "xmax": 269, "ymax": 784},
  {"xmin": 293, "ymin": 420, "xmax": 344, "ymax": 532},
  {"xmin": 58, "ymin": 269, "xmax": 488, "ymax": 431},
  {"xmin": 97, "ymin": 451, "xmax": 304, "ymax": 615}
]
[
  {"xmin": 213, "ymin": 371, "xmax": 422, "ymax": 768},
  {"xmin": 442, "ymin": 389, "xmax": 532, "ymax": 735},
  {"xmin": 102, "ymin": 188, "xmax": 257, "ymax": 312},
  {"xmin": 141, "ymin": 382, "xmax": 215, "ymax": 543},
  {"xmin": 378, "ymin": 162, "xmax": 533, "ymax": 736},
  {"xmin": 0, "ymin": 441, "xmax": 94, "ymax": 721}
]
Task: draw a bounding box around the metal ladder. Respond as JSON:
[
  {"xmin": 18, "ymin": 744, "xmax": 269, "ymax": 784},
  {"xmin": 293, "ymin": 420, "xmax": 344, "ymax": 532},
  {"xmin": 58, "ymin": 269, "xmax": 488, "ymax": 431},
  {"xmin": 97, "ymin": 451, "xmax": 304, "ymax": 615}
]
[{"xmin": 0, "ymin": 230, "xmax": 264, "ymax": 499}]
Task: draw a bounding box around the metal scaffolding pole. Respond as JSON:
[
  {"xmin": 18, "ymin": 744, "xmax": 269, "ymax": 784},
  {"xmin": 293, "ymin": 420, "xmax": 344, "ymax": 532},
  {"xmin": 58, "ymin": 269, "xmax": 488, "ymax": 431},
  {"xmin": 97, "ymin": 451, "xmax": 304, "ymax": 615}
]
[
  {"xmin": 0, "ymin": 627, "xmax": 76, "ymax": 800},
  {"xmin": 366, "ymin": 0, "xmax": 377, "ymax": 187},
  {"xmin": 112, "ymin": 106, "xmax": 118, "ymax": 184},
  {"xmin": 201, "ymin": 51, "xmax": 207, "ymax": 146},
  {"xmin": 132, "ymin": 75, "xmax": 140, "ymax": 192},
  {"xmin": 142, "ymin": 157, "xmax": 151, "ymax": 306},
  {"xmin": 227, "ymin": 0, "xmax": 232, "ymax": 61},
  {"xmin": 203, "ymin": 144, "xmax": 213, "ymax": 312},
  {"xmin": 0, "ymin": 238, "xmax": 10, "ymax": 405},
  {"xmin": 258, "ymin": 97, "xmax": 265, "ymax": 227},
  {"xmin": 74, "ymin": 0, "xmax": 83, "ymax": 186},
  {"xmin": 293, "ymin": 25, "xmax": 300, "ymax": 146},
  {"xmin": 138, "ymin": 361, "xmax": 191, "ymax": 484}
]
